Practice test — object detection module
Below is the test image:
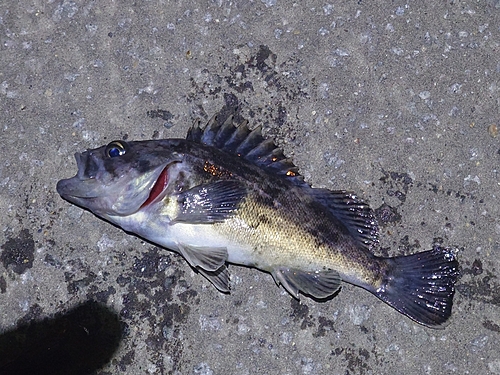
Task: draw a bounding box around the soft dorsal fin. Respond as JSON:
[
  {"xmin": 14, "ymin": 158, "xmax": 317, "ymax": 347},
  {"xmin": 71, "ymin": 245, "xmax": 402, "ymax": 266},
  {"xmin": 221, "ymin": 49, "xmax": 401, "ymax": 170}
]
[
  {"xmin": 312, "ymin": 189, "xmax": 379, "ymax": 251},
  {"xmin": 187, "ymin": 114, "xmax": 304, "ymax": 185}
]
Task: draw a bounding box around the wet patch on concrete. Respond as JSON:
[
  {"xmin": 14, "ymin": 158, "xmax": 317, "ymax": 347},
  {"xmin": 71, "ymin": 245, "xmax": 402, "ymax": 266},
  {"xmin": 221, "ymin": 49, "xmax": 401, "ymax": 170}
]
[
  {"xmin": 379, "ymin": 170, "xmax": 413, "ymax": 203},
  {"xmin": 457, "ymin": 258, "xmax": 500, "ymax": 307},
  {"xmin": 117, "ymin": 247, "xmax": 200, "ymax": 373},
  {"xmin": 330, "ymin": 346, "xmax": 372, "ymax": 375},
  {"xmin": 289, "ymin": 299, "xmax": 337, "ymax": 338},
  {"xmin": 1, "ymin": 229, "xmax": 35, "ymax": 275},
  {"xmin": 185, "ymin": 44, "xmax": 309, "ymax": 143}
]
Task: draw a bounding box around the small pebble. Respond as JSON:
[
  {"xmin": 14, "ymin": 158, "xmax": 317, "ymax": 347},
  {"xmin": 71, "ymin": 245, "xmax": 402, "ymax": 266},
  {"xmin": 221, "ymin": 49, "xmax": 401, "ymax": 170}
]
[{"xmin": 488, "ymin": 124, "xmax": 498, "ymax": 137}]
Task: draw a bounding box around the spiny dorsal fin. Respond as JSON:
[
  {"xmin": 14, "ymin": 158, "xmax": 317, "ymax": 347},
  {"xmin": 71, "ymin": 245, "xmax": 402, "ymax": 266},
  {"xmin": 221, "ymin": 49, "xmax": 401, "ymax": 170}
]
[{"xmin": 187, "ymin": 114, "xmax": 304, "ymax": 185}]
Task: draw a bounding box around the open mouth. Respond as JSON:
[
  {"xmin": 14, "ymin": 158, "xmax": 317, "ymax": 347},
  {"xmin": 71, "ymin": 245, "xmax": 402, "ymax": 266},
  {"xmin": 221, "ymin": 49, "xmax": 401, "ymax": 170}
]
[{"xmin": 140, "ymin": 165, "xmax": 170, "ymax": 208}]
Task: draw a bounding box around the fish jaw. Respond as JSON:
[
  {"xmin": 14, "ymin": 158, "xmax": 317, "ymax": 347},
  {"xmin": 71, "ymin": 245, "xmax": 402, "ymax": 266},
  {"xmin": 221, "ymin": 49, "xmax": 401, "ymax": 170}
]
[{"xmin": 57, "ymin": 149, "xmax": 169, "ymax": 217}]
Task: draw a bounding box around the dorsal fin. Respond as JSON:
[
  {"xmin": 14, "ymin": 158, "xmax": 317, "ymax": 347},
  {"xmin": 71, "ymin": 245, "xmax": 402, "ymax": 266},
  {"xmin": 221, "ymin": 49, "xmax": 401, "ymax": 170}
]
[
  {"xmin": 312, "ymin": 189, "xmax": 379, "ymax": 251},
  {"xmin": 187, "ymin": 113, "xmax": 380, "ymax": 251},
  {"xmin": 187, "ymin": 114, "xmax": 304, "ymax": 185}
]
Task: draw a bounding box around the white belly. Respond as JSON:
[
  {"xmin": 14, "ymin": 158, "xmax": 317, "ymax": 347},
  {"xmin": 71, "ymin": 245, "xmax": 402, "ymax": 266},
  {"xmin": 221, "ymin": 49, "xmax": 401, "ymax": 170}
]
[
  {"xmin": 110, "ymin": 210, "xmax": 259, "ymax": 267},
  {"xmin": 166, "ymin": 222, "xmax": 257, "ymax": 266}
]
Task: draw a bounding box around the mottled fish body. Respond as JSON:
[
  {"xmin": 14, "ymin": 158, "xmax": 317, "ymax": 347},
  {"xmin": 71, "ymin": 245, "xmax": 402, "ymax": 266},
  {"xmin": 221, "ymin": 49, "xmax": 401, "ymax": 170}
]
[{"xmin": 57, "ymin": 112, "xmax": 459, "ymax": 328}]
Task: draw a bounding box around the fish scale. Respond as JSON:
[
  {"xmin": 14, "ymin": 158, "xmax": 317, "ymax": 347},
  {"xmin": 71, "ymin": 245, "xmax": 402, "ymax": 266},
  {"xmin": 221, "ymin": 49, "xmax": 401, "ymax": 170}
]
[{"xmin": 57, "ymin": 111, "xmax": 459, "ymax": 328}]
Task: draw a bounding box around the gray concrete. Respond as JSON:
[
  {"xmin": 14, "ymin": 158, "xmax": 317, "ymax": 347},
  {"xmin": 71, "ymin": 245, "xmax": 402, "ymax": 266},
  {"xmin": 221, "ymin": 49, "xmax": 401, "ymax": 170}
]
[{"xmin": 1, "ymin": 1, "xmax": 499, "ymax": 374}]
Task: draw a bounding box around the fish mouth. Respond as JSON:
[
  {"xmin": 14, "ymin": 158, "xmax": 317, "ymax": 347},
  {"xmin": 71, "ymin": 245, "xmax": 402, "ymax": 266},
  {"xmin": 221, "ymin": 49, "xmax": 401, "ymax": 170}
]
[
  {"xmin": 56, "ymin": 152, "xmax": 101, "ymax": 200},
  {"xmin": 56, "ymin": 178, "xmax": 88, "ymax": 200},
  {"xmin": 56, "ymin": 173, "xmax": 105, "ymax": 217},
  {"xmin": 57, "ymin": 149, "xmax": 174, "ymax": 216}
]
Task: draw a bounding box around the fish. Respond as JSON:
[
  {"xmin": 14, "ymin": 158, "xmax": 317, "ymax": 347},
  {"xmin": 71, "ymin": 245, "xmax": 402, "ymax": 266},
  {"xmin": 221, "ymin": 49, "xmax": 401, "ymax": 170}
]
[{"xmin": 56, "ymin": 111, "xmax": 459, "ymax": 328}]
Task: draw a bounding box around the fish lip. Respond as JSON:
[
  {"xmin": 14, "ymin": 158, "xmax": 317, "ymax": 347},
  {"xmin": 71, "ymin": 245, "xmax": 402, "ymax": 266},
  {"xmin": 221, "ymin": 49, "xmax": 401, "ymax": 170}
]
[
  {"xmin": 56, "ymin": 152, "xmax": 101, "ymax": 199},
  {"xmin": 56, "ymin": 177, "xmax": 100, "ymax": 199}
]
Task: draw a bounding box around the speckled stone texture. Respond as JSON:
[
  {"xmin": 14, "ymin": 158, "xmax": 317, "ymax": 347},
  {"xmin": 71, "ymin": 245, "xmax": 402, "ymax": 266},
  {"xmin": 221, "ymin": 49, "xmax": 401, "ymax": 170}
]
[{"xmin": 1, "ymin": 1, "xmax": 500, "ymax": 374}]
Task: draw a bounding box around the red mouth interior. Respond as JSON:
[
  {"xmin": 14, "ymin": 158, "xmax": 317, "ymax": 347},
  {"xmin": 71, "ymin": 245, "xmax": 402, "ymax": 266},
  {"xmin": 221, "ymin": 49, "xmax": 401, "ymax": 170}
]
[{"xmin": 141, "ymin": 166, "xmax": 169, "ymax": 208}]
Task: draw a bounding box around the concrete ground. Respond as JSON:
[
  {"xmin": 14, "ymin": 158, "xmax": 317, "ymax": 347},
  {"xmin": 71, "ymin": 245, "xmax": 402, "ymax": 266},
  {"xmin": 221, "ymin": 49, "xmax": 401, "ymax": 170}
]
[{"xmin": 1, "ymin": 1, "xmax": 500, "ymax": 374}]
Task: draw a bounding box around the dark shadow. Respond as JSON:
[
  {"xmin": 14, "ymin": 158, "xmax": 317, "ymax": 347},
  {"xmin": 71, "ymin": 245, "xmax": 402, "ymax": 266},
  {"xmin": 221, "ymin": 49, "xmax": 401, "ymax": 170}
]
[{"xmin": 0, "ymin": 301, "xmax": 121, "ymax": 375}]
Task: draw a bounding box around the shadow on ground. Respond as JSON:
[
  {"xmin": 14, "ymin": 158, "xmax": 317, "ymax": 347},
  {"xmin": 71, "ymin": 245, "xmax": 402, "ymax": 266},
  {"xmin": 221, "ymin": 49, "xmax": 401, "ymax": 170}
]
[{"xmin": 0, "ymin": 301, "xmax": 121, "ymax": 375}]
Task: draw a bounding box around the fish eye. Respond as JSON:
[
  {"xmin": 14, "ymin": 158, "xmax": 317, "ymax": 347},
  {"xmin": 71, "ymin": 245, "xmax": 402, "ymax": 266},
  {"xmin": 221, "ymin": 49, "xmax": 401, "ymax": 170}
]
[{"xmin": 105, "ymin": 141, "xmax": 128, "ymax": 158}]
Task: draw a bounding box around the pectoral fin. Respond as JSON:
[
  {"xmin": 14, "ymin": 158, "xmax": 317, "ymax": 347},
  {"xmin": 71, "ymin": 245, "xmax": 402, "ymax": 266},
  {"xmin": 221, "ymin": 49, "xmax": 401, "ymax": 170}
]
[
  {"xmin": 273, "ymin": 268, "xmax": 342, "ymax": 299},
  {"xmin": 178, "ymin": 244, "xmax": 228, "ymax": 271},
  {"xmin": 197, "ymin": 265, "xmax": 231, "ymax": 293},
  {"xmin": 174, "ymin": 180, "xmax": 247, "ymax": 224}
]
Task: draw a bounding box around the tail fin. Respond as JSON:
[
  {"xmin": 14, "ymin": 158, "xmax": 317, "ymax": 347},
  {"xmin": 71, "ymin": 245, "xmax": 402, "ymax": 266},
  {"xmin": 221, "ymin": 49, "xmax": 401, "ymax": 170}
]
[{"xmin": 373, "ymin": 246, "xmax": 459, "ymax": 328}]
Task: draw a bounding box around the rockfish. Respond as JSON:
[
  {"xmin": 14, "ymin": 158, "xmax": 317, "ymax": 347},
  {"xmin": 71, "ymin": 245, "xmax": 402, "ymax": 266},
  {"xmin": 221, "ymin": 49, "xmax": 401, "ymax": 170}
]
[{"xmin": 56, "ymin": 112, "xmax": 459, "ymax": 328}]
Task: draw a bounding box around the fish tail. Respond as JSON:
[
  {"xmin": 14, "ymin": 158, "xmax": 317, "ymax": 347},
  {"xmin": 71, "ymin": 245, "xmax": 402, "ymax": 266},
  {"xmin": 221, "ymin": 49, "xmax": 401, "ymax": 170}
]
[{"xmin": 373, "ymin": 246, "xmax": 459, "ymax": 328}]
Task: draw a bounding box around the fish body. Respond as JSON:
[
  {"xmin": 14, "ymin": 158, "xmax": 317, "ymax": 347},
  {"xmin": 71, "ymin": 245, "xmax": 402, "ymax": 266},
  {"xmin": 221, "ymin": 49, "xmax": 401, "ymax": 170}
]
[{"xmin": 57, "ymin": 113, "xmax": 459, "ymax": 328}]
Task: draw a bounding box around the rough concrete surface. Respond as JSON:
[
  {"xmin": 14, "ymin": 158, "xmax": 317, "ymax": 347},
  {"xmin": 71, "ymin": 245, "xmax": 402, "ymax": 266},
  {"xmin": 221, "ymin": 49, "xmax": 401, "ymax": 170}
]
[{"xmin": 1, "ymin": 1, "xmax": 500, "ymax": 374}]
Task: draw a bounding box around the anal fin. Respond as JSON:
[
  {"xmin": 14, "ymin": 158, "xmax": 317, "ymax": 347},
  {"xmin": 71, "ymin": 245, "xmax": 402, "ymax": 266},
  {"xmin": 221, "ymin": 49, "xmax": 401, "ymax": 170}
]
[{"xmin": 273, "ymin": 267, "xmax": 342, "ymax": 299}]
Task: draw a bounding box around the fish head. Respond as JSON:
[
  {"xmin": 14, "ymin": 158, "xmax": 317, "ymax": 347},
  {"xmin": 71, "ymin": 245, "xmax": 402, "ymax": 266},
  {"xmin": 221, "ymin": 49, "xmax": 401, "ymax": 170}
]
[{"xmin": 56, "ymin": 140, "xmax": 182, "ymax": 217}]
